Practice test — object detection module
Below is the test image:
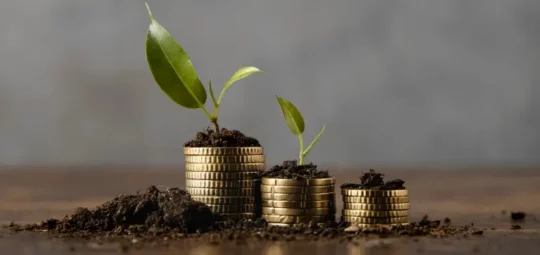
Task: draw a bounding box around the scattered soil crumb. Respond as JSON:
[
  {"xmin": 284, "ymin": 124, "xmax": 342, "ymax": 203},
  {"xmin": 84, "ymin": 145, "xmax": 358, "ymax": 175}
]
[
  {"xmin": 1, "ymin": 198, "xmax": 481, "ymax": 246},
  {"xmin": 443, "ymin": 217, "xmax": 451, "ymax": 225},
  {"xmin": 510, "ymin": 211, "xmax": 526, "ymax": 221},
  {"xmin": 184, "ymin": 128, "xmax": 260, "ymax": 147},
  {"xmin": 259, "ymin": 160, "xmax": 330, "ymax": 179},
  {"xmin": 471, "ymin": 230, "xmax": 484, "ymax": 235},
  {"xmin": 340, "ymin": 169, "xmax": 406, "ymax": 190},
  {"xmin": 2, "ymin": 214, "xmax": 480, "ymax": 244},
  {"xmin": 511, "ymin": 224, "xmax": 522, "ymax": 230}
]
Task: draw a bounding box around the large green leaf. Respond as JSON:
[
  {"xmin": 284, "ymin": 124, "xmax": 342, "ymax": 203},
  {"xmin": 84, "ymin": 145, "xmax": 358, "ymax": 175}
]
[
  {"xmin": 276, "ymin": 96, "xmax": 305, "ymax": 136},
  {"xmin": 218, "ymin": 66, "xmax": 262, "ymax": 104},
  {"xmin": 145, "ymin": 3, "xmax": 206, "ymax": 108}
]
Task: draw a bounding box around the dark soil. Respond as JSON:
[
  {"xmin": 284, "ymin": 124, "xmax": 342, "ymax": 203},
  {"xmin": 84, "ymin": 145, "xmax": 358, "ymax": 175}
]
[
  {"xmin": 340, "ymin": 169, "xmax": 406, "ymax": 190},
  {"xmin": 184, "ymin": 128, "xmax": 260, "ymax": 147},
  {"xmin": 3, "ymin": 213, "xmax": 481, "ymax": 244},
  {"xmin": 3, "ymin": 186, "xmax": 216, "ymax": 235},
  {"xmin": 510, "ymin": 212, "xmax": 526, "ymax": 221},
  {"xmin": 259, "ymin": 160, "xmax": 330, "ymax": 179}
]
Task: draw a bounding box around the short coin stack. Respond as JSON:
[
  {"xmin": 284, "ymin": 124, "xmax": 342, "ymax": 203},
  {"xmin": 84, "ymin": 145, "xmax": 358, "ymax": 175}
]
[
  {"xmin": 341, "ymin": 188, "xmax": 409, "ymax": 227},
  {"xmin": 184, "ymin": 147, "xmax": 266, "ymax": 220},
  {"xmin": 261, "ymin": 177, "xmax": 336, "ymax": 227}
]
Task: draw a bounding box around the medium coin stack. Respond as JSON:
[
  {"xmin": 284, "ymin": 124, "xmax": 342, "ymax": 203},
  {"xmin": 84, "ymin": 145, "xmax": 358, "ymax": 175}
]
[
  {"xmin": 184, "ymin": 147, "xmax": 266, "ymax": 220},
  {"xmin": 261, "ymin": 177, "xmax": 336, "ymax": 227},
  {"xmin": 341, "ymin": 188, "xmax": 409, "ymax": 227}
]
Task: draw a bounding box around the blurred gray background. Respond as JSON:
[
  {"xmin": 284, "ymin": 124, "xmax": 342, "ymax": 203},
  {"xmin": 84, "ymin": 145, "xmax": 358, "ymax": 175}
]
[{"xmin": 0, "ymin": 0, "xmax": 539, "ymax": 166}]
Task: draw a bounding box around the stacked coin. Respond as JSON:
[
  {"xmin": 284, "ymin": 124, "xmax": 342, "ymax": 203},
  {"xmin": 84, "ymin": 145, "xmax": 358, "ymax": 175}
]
[
  {"xmin": 184, "ymin": 147, "xmax": 266, "ymax": 220},
  {"xmin": 261, "ymin": 177, "xmax": 336, "ymax": 226},
  {"xmin": 341, "ymin": 188, "xmax": 409, "ymax": 227}
]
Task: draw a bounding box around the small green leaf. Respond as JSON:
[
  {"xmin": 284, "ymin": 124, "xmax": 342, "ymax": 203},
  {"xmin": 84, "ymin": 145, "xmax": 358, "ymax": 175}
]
[
  {"xmin": 145, "ymin": 3, "xmax": 207, "ymax": 109},
  {"xmin": 218, "ymin": 66, "xmax": 262, "ymax": 104},
  {"xmin": 276, "ymin": 96, "xmax": 305, "ymax": 136},
  {"xmin": 208, "ymin": 80, "xmax": 219, "ymax": 108},
  {"xmin": 303, "ymin": 124, "xmax": 326, "ymax": 157}
]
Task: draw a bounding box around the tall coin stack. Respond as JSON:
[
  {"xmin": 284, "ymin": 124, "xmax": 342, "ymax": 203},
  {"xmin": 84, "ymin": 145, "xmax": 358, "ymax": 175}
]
[
  {"xmin": 261, "ymin": 177, "xmax": 336, "ymax": 227},
  {"xmin": 184, "ymin": 147, "xmax": 266, "ymax": 220},
  {"xmin": 341, "ymin": 188, "xmax": 409, "ymax": 227}
]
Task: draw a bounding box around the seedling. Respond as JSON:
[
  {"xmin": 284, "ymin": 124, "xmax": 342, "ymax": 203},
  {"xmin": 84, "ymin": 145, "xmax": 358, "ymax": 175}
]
[
  {"xmin": 275, "ymin": 96, "xmax": 326, "ymax": 165},
  {"xmin": 145, "ymin": 3, "xmax": 262, "ymax": 133}
]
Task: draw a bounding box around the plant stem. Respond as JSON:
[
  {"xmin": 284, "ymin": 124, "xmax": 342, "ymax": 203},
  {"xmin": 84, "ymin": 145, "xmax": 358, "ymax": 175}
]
[
  {"xmin": 298, "ymin": 135, "xmax": 304, "ymax": 165},
  {"xmin": 211, "ymin": 117, "xmax": 220, "ymax": 134},
  {"xmin": 211, "ymin": 106, "xmax": 221, "ymax": 134},
  {"xmin": 201, "ymin": 106, "xmax": 220, "ymax": 134},
  {"xmin": 201, "ymin": 106, "xmax": 213, "ymax": 121}
]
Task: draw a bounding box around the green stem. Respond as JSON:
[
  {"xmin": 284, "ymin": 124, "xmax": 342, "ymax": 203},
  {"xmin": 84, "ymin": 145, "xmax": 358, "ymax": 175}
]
[
  {"xmin": 298, "ymin": 135, "xmax": 304, "ymax": 165},
  {"xmin": 200, "ymin": 106, "xmax": 213, "ymax": 123}
]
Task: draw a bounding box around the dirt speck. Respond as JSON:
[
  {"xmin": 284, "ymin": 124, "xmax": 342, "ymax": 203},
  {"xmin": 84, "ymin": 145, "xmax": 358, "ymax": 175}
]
[
  {"xmin": 471, "ymin": 230, "xmax": 484, "ymax": 236},
  {"xmin": 259, "ymin": 160, "xmax": 330, "ymax": 179},
  {"xmin": 510, "ymin": 211, "xmax": 526, "ymax": 221},
  {"xmin": 511, "ymin": 224, "xmax": 522, "ymax": 230},
  {"xmin": 184, "ymin": 128, "xmax": 260, "ymax": 147}
]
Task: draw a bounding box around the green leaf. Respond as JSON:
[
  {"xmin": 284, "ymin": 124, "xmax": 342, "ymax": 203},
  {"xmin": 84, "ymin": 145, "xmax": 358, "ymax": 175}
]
[
  {"xmin": 218, "ymin": 66, "xmax": 262, "ymax": 104},
  {"xmin": 303, "ymin": 124, "xmax": 326, "ymax": 157},
  {"xmin": 208, "ymin": 80, "xmax": 218, "ymax": 108},
  {"xmin": 145, "ymin": 3, "xmax": 206, "ymax": 109},
  {"xmin": 275, "ymin": 96, "xmax": 305, "ymax": 136}
]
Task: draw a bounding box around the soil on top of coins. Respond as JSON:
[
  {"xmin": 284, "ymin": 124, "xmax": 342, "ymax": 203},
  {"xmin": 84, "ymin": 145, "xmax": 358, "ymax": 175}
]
[
  {"xmin": 259, "ymin": 160, "xmax": 330, "ymax": 179},
  {"xmin": 184, "ymin": 128, "xmax": 261, "ymax": 147},
  {"xmin": 340, "ymin": 169, "xmax": 406, "ymax": 190}
]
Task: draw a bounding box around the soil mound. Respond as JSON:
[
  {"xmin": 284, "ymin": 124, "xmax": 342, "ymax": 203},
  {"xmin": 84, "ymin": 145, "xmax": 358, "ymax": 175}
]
[
  {"xmin": 260, "ymin": 160, "xmax": 330, "ymax": 179},
  {"xmin": 9, "ymin": 186, "xmax": 215, "ymax": 234},
  {"xmin": 184, "ymin": 128, "xmax": 260, "ymax": 147}
]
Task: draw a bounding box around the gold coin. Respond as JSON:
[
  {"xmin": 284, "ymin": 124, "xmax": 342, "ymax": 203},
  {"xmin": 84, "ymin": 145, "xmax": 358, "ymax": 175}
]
[
  {"xmin": 341, "ymin": 189, "xmax": 408, "ymax": 197},
  {"xmin": 266, "ymin": 223, "xmax": 295, "ymax": 227},
  {"xmin": 262, "ymin": 207, "xmax": 331, "ymax": 216},
  {"xmin": 185, "ymin": 163, "xmax": 266, "ymax": 172},
  {"xmin": 184, "ymin": 147, "xmax": 264, "ymax": 156},
  {"xmin": 261, "ymin": 192, "xmax": 334, "ymax": 201},
  {"xmin": 219, "ymin": 213, "xmax": 256, "ymax": 220},
  {"xmin": 185, "ymin": 155, "xmax": 265, "ymax": 164},
  {"xmin": 190, "ymin": 196, "xmax": 255, "ymax": 205},
  {"xmin": 186, "ymin": 171, "xmax": 259, "ymax": 180},
  {"xmin": 343, "ymin": 203, "xmax": 410, "ymax": 211},
  {"xmin": 340, "ymin": 216, "xmax": 409, "ymax": 224},
  {"xmin": 186, "ymin": 179, "xmax": 254, "ymax": 188},
  {"xmin": 352, "ymin": 223, "xmax": 410, "ymax": 228},
  {"xmin": 261, "ymin": 184, "xmax": 334, "ymax": 194},
  {"xmin": 207, "ymin": 204, "xmax": 255, "ymax": 213},
  {"xmin": 342, "ymin": 196, "xmax": 409, "ymax": 204},
  {"xmin": 262, "ymin": 214, "xmax": 329, "ymax": 224},
  {"xmin": 262, "ymin": 200, "xmax": 332, "ymax": 209},
  {"xmin": 262, "ymin": 177, "xmax": 335, "ymax": 186},
  {"xmin": 187, "ymin": 187, "xmax": 254, "ymax": 196},
  {"xmin": 342, "ymin": 209, "xmax": 409, "ymax": 217},
  {"xmin": 266, "ymin": 222, "xmax": 330, "ymax": 228}
]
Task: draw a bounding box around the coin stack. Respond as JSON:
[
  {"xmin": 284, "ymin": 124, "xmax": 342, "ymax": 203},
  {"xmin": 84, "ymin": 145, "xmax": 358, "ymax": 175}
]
[
  {"xmin": 341, "ymin": 188, "xmax": 409, "ymax": 227},
  {"xmin": 261, "ymin": 177, "xmax": 336, "ymax": 227},
  {"xmin": 184, "ymin": 147, "xmax": 266, "ymax": 220}
]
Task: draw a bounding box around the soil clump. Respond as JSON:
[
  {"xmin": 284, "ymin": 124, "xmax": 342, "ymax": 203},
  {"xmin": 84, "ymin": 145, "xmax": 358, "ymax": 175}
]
[
  {"xmin": 340, "ymin": 169, "xmax": 406, "ymax": 190},
  {"xmin": 259, "ymin": 160, "xmax": 330, "ymax": 179},
  {"xmin": 510, "ymin": 211, "xmax": 526, "ymax": 221},
  {"xmin": 184, "ymin": 128, "xmax": 260, "ymax": 147}
]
